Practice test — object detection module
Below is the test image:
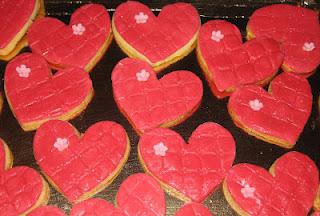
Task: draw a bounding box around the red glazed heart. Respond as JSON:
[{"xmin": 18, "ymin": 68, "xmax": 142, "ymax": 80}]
[
  {"xmin": 138, "ymin": 122, "xmax": 236, "ymax": 202},
  {"xmin": 28, "ymin": 206, "xmax": 66, "ymax": 216},
  {"xmin": 70, "ymin": 173, "xmax": 165, "ymax": 216},
  {"xmin": 0, "ymin": 138, "xmax": 13, "ymax": 171},
  {"xmin": 4, "ymin": 53, "xmax": 93, "ymax": 131},
  {"xmin": 247, "ymin": 4, "xmax": 320, "ymax": 76},
  {"xmin": 228, "ymin": 72, "xmax": 312, "ymax": 148},
  {"xmin": 175, "ymin": 203, "xmax": 214, "ymax": 216},
  {"xmin": 33, "ymin": 120, "xmax": 130, "ymax": 203},
  {"xmin": 112, "ymin": 58, "xmax": 203, "ymax": 135},
  {"xmin": 112, "ymin": 1, "xmax": 200, "ymax": 71},
  {"xmin": 224, "ymin": 151, "xmax": 319, "ymax": 216},
  {"xmin": 28, "ymin": 4, "xmax": 112, "ymax": 72},
  {"xmin": 0, "ymin": 166, "xmax": 50, "ymax": 216},
  {"xmin": 197, "ymin": 20, "xmax": 283, "ymax": 98}
]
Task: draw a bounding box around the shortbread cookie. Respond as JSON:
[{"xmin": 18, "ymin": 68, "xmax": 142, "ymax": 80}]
[
  {"xmin": 228, "ymin": 72, "xmax": 312, "ymax": 148},
  {"xmin": 112, "ymin": 58, "xmax": 203, "ymax": 135},
  {"xmin": 33, "ymin": 120, "xmax": 130, "ymax": 203},
  {"xmin": 28, "ymin": 206, "xmax": 65, "ymax": 216},
  {"xmin": 314, "ymin": 185, "xmax": 320, "ymax": 211},
  {"xmin": 0, "ymin": 166, "xmax": 50, "ymax": 216},
  {"xmin": 223, "ymin": 151, "xmax": 319, "ymax": 216},
  {"xmin": 112, "ymin": 1, "xmax": 200, "ymax": 72},
  {"xmin": 138, "ymin": 122, "xmax": 236, "ymax": 202},
  {"xmin": 247, "ymin": 4, "xmax": 320, "ymax": 76},
  {"xmin": 175, "ymin": 203, "xmax": 214, "ymax": 216},
  {"xmin": 197, "ymin": 20, "xmax": 283, "ymax": 98},
  {"xmin": 0, "ymin": 138, "xmax": 13, "ymax": 171},
  {"xmin": 28, "ymin": 3, "xmax": 112, "ymax": 72},
  {"xmin": 4, "ymin": 53, "xmax": 93, "ymax": 131}
]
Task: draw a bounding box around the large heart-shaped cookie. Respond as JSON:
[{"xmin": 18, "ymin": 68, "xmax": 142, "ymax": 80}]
[
  {"xmin": 28, "ymin": 3, "xmax": 112, "ymax": 72},
  {"xmin": 247, "ymin": 4, "xmax": 320, "ymax": 76},
  {"xmin": 0, "ymin": 166, "xmax": 50, "ymax": 216},
  {"xmin": 4, "ymin": 53, "xmax": 93, "ymax": 131},
  {"xmin": 175, "ymin": 203, "xmax": 214, "ymax": 216},
  {"xmin": 228, "ymin": 72, "xmax": 312, "ymax": 148},
  {"xmin": 70, "ymin": 173, "xmax": 165, "ymax": 216},
  {"xmin": 197, "ymin": 20, "xmax": 283, "ymax": 98},
  {"xmin": 33, "ymin": 120, "xmax": 130, "ymax": 203},
  {"xmin": 138, "ymin": 122, "xmax": 236, "ymax": 202},
  {"xmin": 0, "ymin": 138, "xmax": 13, "ymax": 171},
  {"xmin": 112, "ymin": 58, "xmax": 203, "ymax": 135},
  {"xmin": 112, "ymin": 1, "xmax": 200, "ymax": 71},
  {"xmin": 223, "ymin": 151, "xmax": 319, "ymax": 216}
]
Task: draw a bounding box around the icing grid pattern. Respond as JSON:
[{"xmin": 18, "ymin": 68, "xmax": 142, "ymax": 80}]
[
  {"xmin": 0, "ymin": 166, "xmax": 42, "ymax": 215},
  {"xmin": 175, "ymin": 203, "xmax": 213, "ymax": 216},
  {"xmin": 70, "ymin": 199, "xmax": 123, "ymax": 216},
  {"xmin": 28, "ymin": 4, "xmax": 109, "ymax": 69},
  {"xmin": 34, "ymin": 121, "xmax": 127, "ymax": 202}
]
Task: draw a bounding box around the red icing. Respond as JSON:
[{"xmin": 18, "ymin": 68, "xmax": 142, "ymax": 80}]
[
  {"xmin": 175, "ymin": 203, "xmax": 214, "ymax": 216},
  {"xmin": 0, "ymin": 138, "xmax": 6, "ymax": 171},
  {"xmin": 248, "ymin": 4, "xmax": 320, "ymax": 75},
  {"xmin": 33, "ymin": 120, "xmax": 129, "ymax": 203},
  {"xmin": 0, "ymin": 166, "xmax": 44, "ymax": 216},
  {"xmin": 113, "ymin": 1, "xmax": 200, "ymax": 64},
  {"xmin": 0, "ymin": 0, "xmax": 36, "ymax": 52},
  {"xmin": 28, "ymin": 4, "xmax": 111, "ymax": 70},
  {"xmin": 4, "ymin": 53, "xmax": 92, "ymax": 128},
  {"xmin": 228, "ymin": 72, "xmax": 312, "ymax": 146},
  {"xmin": 138, "ymin": 122, "xmax": 236, "ymax": 202},
  {"xmin": 198, "ymin": 20, "xmax": 283, "ymax": 97},
  {"xmin": 225, "ymin": 151, "xmax": 319, "ymax": 216},
  {"xmin": 313, "ymin": 212, "xmax": 320, "ymax": 216},
  {"xmin": 28, "ymin": 206, "xmax": 66, "ymax": 216},
  {"xmin": 112, "ymin": 58, "xmax": 203, "ymax": 134}
]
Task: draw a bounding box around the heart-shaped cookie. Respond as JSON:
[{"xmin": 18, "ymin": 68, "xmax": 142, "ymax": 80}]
[
  {"xmin": 247, "ymin": 4, "xmax": 320, "ymax": 76},
  {"xmin": 4, "ymin": 53, "xmax": 93, "ymax": 131},
  {"xmin": 228, "ymin": 72, "xmax": 312, "ymax": 148},
  {"xmin": 112, "ymin": 58, "xmax": 203, "ymax": 135},
  {"xmin": 197, "ymin": 20, "xmax": 283, "ymax": 98},
  {"xmin": 28, "ymin": 206, "xmax": 65, "ymax": 216},
  {"xmin": 175, "ymin": 203, "xmax": 214, "ymax": 216},
  {"xmin": 70, "ymin": 173, "xmax": 165, "ymax": 216},
  {"xmin": 0, "ymin": 166, "xmax": 50, "ymax": 216},
  {"xmin": 314, "ymin": 185, "xmax": 320, "ymax": 211},
  {"xmin": 138, "ymin": 122, "xmax": 236, "ymax": 202},
  {"xmin": 33, "ymin": 120, "xmax": 130, "ymax": 203},
  {"xmin": 223, "ymin": 151, "xmax": 319, "ymax": 216},
  {"xmin": 112, "ymin": 1, "xmax": 200, "ymax": 71},
  {"xmin": 28, "ymin": 3, "xmax": 112, "ymax": 72},
  {"xmin": 0, "ymin": 138, "xmax": 13, "ymax": 171}
]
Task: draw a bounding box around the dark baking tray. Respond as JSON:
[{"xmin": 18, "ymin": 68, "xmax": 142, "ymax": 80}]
[{"xmin": 0, "ymin": 0, "xmax": 319, "ymax": 215}]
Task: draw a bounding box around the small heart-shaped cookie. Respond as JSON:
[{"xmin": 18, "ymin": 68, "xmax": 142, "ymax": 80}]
[
  {"xmin": 112, "ymin": 58, "xmax": 203, "ymax": 135},
  {"xmin": 0, "ymin": 138, "xmax": 13, "ymax": 171},
  {"xmin": 5, "ymin": 53, "xmax": 93, "ymax": 131},
  {"xmin": 28, "ymin": 206, "xmax": 65, "ymax": 216},
  {"xmin": 138, "ymin": 122, "xmax": 236, "ymax": 202},
  {"xmin": 247, "ymin": 4, "xmax": 320, "ymax": 76},
  {"xmin": 223, "ymin": 151, "xmax": 319, "ymax": 216},
  {"xmin": 197, "ymin": 20, "xmax": 283, "ymax": 98},
  {"xmin": 28, "ymin": 3, "xmax": 112, "ymax": 72},
  {"xmin": 112, "ymin": 1, "xmax": 200, "ymax": 71},
  {"xmin": 228, "ymin": 72, "xmax": 312, "ymax": 148},
  {"xmin": 70, "ymin": 173, "xmax": 165, "ymax": 216},
  {"xmin": 175, "ymin": 203, "xmax": 214, "ymax": 216},
  {"xmin": 33, "ymin": 120, "xmax": 130, "ymax": 203},
  {"xmin": 0, "ymin": 166, "xmax": 50, "ymax": 216}
]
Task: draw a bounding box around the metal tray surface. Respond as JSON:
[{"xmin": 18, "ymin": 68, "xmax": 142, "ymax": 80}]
[{"xmin": 0, "ymin": 1, "xmax": 319, "ymax": 215}]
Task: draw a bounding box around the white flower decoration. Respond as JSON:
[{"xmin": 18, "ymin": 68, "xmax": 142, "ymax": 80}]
[
  {"xmin": 16, "ymin": 64, "xmax": 31, "ymax": 78},
  {"xmin": 303, "ymin": 42, "xmax": 315, "ymax": 52},
  {"xmin": 249, "ymin": 99, "xmax": 263, "ymax": 111},
  {"xmin": 135, "ymin": 12, "xmax": 148, "ymax": 24},
  {"xmin": 240, "ymin": 179, "xmax": 256, "ymax": 198},
  {"xmin": 136, "ymin": 69, "xmax": 150, "ymax": 81},
  {"xmin": 153, "ymin": 142, "xmax": 168, "ymax": 156},
  {"xmin": 211, "ymin": 30, "xmax": 224, "ymax": 42},
  {"xmin": 72, "ymin": 23, "xmax": 86, "ymax": 35},
  {"xmin": 54, "ymin": 138, "xmax": 69, "ymax": 151}
]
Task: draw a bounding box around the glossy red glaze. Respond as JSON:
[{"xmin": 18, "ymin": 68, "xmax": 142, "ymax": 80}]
[
  {"xmin": 175, "ymin": 203, "xmax": 214, "ymax": 216},
  {"xmin": 225, "ymin": 151, "xmax": 319, "ymax": 216},
  {"xmin": 0, "ymin": 166, "xmax": 44, "ymax": 216},
  {"xmin": 112, "ymin": 58, "xmax": 203, "ymax": 134},
  {"xmin": 248, "ymin": 4, "xmax": 320, "ymax": 75},
  {"xmin": 28, "ymin": 206, "xmax": 66, "ymax": 216},
  {"xmin": 28, "ymin": 4, "xmax": 111, "ymax": 70},
  {"xmin": 113, "ymin": 1, "xmax": 200, "ymax": 64},
  {"xmin": 198, "ymin": 20, "xmax": 283, "ymax": 97},
  {"xmin": 33, "ymin": 120, "xmax": 129, "ymax": 203},
  {"xmin": 4, "ymin": 53, "xmax": 92, "ymax": 128},
  {"xmin": 228, "ymin": 72, "xmax": 312, "ymax": 146},
  {"xmin": 139, "ymin": 122, "xmax": 236, "ymax": 202}
]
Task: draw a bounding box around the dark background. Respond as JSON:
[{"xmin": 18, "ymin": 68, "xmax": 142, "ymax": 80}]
[{"xmin": 0, "ymin": 0, "xmax": 319, "ymax": 215}]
